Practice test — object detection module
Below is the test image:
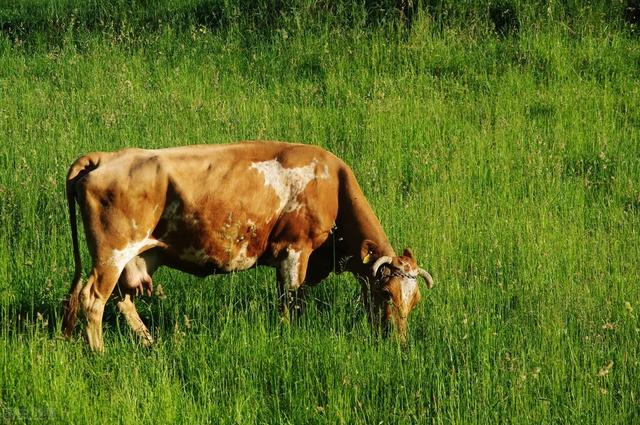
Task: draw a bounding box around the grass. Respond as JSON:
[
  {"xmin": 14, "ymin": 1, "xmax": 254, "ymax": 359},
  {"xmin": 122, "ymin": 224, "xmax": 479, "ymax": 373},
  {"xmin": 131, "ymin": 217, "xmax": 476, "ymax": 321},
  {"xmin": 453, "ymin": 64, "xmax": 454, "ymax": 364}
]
[{"xmin": 1, "ymin": 2, "xmax": 640, "ymax": 423}]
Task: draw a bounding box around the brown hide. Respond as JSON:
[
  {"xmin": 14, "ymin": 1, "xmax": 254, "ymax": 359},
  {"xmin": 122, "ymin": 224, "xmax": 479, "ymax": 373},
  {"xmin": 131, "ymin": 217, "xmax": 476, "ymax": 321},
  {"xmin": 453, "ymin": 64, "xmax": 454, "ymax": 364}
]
[{"xmin": 62, "ymin": 141, "xmax": 432, "ymax": 350}]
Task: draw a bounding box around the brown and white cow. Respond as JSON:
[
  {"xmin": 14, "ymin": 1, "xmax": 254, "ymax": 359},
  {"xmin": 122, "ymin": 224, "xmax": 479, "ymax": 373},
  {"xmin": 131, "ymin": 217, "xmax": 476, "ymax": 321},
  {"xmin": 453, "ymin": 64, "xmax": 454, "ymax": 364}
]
[{"xmin": 62, "ymin": 141, "xmax": 433, "ymax": 351}]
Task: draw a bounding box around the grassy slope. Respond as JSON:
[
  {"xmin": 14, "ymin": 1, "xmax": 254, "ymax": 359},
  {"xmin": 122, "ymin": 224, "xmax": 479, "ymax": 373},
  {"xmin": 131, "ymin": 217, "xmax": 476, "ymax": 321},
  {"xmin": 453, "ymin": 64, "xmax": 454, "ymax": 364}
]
[{"xmin": 1, "ymin": 3, "xmax": 639, "ymax": 423}]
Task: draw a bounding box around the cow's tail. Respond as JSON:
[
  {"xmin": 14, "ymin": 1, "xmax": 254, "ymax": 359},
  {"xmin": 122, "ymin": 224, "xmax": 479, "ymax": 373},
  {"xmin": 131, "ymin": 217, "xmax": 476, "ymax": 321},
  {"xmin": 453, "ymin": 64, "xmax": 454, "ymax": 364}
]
[{"xmin": 62, "ymin": 153, "xmax": 104, "ymax": 337}]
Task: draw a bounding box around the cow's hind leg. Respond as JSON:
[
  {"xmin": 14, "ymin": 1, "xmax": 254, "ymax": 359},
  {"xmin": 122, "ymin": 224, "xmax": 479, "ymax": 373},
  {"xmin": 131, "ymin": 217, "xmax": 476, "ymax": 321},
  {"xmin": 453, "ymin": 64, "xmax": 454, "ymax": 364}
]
[
  {"xmin": 277, "ymin": 245, "xmax": 312, "ymax": 322},
  {"xmin": 114, "ymin": 253, "xmax": 159, "ymax": 346},
  {"xmin": 116, "ymin": 293, "xmax": 154, "ymax": 346},
  {"xmin": 80, "ymin": 266, "xmax": 120, "ymax": 352}
]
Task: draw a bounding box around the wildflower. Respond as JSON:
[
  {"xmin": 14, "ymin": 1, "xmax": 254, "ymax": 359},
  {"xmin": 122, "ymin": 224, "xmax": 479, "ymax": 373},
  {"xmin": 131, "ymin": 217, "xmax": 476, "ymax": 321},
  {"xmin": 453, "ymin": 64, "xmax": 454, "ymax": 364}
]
[
  {"xmin": 625, "ymin": 301, "xmax": 633, "ymax": 315},
  {"xmin": 597, "ymin": 360, "xmax": 613, "ymax": 377},
  {"xmin": 156, "ymin": 284, "xmax": 166, "ymax": 300},
  {"xmin": 531, "ymin": 367, "xmax": 541, "ymax": 378}
]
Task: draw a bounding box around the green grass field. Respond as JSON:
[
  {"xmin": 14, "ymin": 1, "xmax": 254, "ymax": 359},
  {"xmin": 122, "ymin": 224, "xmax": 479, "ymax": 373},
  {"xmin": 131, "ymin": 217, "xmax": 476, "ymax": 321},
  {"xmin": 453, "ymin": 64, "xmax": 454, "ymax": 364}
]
[{"xmin": 1, "ymin": 1, "xmax": 639, "ymax": 423}]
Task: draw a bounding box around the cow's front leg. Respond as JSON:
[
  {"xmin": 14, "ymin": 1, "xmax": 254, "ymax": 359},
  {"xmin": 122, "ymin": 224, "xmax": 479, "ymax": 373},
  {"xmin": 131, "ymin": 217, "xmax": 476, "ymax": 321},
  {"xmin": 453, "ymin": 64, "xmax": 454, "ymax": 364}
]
[
  {"xmin": 276, "ymin": 246, "xmax": 311, "ymax": 322},
  {"xmin": 115, "ymin": 292, "xmax": 154, "ymax": 346}
]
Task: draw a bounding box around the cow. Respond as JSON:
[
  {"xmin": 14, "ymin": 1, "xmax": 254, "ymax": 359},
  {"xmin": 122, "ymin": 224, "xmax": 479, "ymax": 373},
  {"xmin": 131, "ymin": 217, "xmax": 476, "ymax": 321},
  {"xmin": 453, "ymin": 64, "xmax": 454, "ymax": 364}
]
[{"xmin": 62, "ymin": 141, "xmax": 434, "ymax": 351}]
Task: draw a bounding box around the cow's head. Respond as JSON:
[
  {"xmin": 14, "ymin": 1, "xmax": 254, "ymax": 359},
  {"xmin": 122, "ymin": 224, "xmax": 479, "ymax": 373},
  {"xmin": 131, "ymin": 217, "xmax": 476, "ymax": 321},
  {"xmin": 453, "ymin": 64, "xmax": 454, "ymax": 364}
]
[{"xmin": 360, "ymin": 240, "xmax": 434, "ymax": 344}]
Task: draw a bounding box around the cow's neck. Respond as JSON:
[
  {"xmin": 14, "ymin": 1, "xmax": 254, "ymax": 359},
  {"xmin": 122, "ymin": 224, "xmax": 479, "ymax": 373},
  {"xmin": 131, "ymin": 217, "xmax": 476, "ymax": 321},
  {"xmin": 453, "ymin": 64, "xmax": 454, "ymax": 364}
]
[
  {"xmin": 340, "ymin": 219, "xmax": 394, "ymax": 259},
  {"xmin": 336, "ymin": 169, "xmax": 395, "ymax": 269}
]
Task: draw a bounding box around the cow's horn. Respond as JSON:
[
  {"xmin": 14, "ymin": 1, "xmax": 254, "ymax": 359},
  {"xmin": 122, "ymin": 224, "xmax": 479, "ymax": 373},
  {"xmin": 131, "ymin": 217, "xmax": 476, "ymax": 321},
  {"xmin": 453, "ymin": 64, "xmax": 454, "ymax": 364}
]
[
  {"xmin": 418, "ymin": 268, "xmax": 434, "ymax": 289},
  {"xmin": 371, "ymin": 256, "xmax": 393, "ymax": 277}
]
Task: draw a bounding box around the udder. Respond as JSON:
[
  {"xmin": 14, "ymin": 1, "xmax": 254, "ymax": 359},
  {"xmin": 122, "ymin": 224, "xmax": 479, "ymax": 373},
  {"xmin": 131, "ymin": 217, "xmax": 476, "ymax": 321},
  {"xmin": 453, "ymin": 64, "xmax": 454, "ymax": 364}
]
[{"xmin": 117, "ymin": 252, "xmax": 160, "ymax": 297}]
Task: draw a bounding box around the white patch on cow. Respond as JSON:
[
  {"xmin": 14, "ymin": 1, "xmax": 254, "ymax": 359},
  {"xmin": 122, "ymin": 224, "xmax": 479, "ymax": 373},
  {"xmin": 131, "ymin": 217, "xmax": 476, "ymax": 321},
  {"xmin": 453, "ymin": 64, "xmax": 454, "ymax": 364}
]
[
  {"xmin": 281, "ymin": 248, "xmax": 302, "ymax": 289},
  {"xmin": 400, "ymin": 276, "xmax": 418, "ymax": 307},
  {"xmin": 179, "ymin": 247, "xmax": 210, "ymax": 264},
  {"xmin": 223, "ymin": 242, "xmax": 257, "ymax": 271},
  {"xmin": 250, "ymin": 158, "xmax": 329, "ymax": 213},
  {"xmin": 109, "ymin": 232, "xmax": 157, "ymax": 273},
  {"xmin": 131, "ymin": 220, "xmax": 138, "ymax": 230},
  {"xmin": 320, "ymin": 164, "xmax": 330, "ymax": 179}
]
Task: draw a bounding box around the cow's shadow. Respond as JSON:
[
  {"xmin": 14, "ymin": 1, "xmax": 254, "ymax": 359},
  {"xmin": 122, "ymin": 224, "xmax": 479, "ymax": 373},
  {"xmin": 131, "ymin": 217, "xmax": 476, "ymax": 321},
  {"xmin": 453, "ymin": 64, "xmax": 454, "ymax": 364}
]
[
  {"xmin": 3, "ymin": 267, "xmax": 370, "ymax": 346},
  {"xmin": 108, "ymin": 269, "xmax": 369, "ymax": 343}
]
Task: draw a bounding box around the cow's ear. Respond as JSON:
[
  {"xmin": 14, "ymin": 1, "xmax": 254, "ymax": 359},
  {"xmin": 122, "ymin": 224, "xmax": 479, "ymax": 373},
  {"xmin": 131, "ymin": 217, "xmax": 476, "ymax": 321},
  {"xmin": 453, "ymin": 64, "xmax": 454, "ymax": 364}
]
[
  {"xmin": 360, "ymin": 239, "xmax": 380, "ymax": 264},
  {"xmin": 402, "ymin": 248, "xmax": 414, "ymax": 260}
]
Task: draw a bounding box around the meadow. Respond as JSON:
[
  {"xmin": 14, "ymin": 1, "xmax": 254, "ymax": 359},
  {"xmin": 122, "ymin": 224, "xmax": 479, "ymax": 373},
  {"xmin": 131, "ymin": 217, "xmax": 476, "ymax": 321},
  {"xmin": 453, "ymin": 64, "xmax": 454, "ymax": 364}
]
[{"xmin": 1, "ymin": 1, "xmax": 639, "ymax": 423}]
